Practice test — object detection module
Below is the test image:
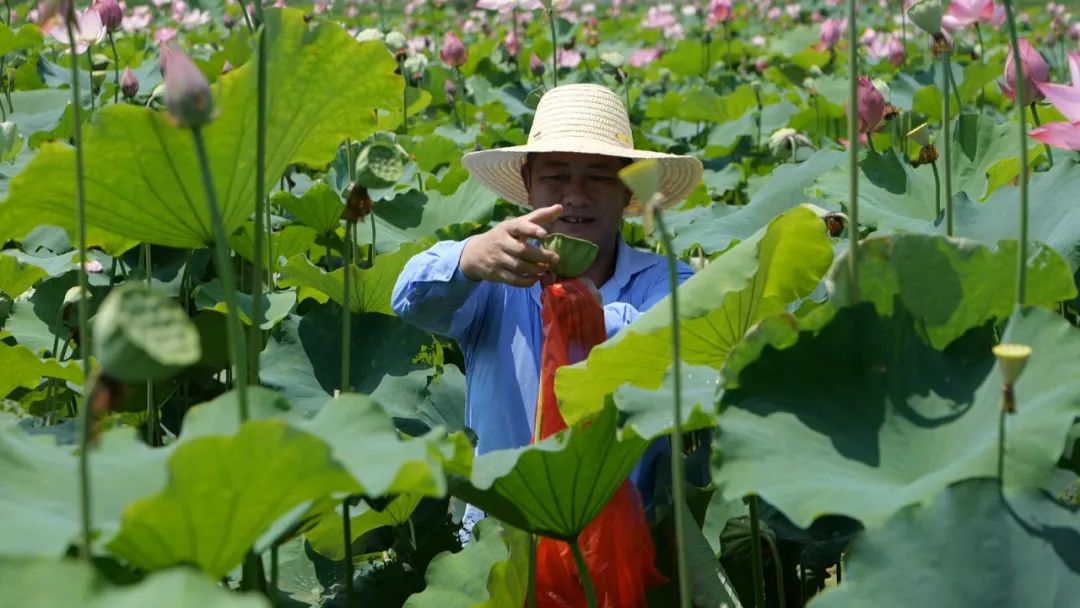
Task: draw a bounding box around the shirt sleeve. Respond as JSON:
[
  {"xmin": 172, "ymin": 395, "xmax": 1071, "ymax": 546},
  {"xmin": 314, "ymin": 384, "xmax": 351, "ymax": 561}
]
[
  {"xmin": 391, "ymin": 238, "xmax": 487, "ymax": 341},
  {"xmin": 603, "ymin": 261, "xmax": 695, "ymax": 337}
]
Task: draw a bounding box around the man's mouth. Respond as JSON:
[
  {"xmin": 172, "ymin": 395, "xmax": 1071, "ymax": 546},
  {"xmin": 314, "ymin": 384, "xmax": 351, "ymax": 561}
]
[{"xmin": 558, "ymin": 216, "xmax": 594, "ymax": 224}]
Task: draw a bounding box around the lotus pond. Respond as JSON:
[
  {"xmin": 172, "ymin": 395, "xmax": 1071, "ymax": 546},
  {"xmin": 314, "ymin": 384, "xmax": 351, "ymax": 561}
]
[{"xmin": 2, "ymin": 0, "xmax": 1080, "ymax": 606}]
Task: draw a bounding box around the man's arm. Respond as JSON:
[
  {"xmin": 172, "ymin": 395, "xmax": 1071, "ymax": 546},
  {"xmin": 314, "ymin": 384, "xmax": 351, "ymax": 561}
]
[
  {"xmin": 391, "ymin": 239, "xmax": 488, "ymax": 340},
  {"xmin": 602, "ymin": 261, "xmax": 696, "ymax": 336}
]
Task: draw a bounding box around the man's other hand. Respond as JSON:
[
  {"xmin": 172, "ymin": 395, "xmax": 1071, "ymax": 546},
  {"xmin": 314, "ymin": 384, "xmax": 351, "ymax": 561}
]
[{"xmin": 460, "ymin": 204, "xmax": 563, "ymax": 287}]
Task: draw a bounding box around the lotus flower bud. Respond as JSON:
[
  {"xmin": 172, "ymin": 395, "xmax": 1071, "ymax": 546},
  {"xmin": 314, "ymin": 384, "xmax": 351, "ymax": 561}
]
[
  {"xmin": 120, "ymin": 66, "xmax": 139, "ymax": 99},
  {"xmin": 93, "ymin": 0, "xmax": 122, "ymax": 33},
  {"xmin": 163, "ymin": 48, "xmax": 214, "ymax": 129},
  {"xmin": 440, "ymin": 31, "xmax": 467, "ymax": 67},
  {"xmin": 504, "ymin": 29, "xmax": 520, "ymax": 57},
  {"xmin": 908, "ymin": 0, "xmax": 943, "ymax": 34},
  {"xmin": 855, "ymin": 76, "xmax": 885, "ymax": 133},
  {"xmin": 530, "ymin": 52, "xmax": 545, "ymax": 77},
  {"xmin": 64, "ymin": 285, "xmax": 91, "ymax": 306},
  {"xmin": 1000, "ymin": 38, "xmax": 1049, "ymax": 104}
]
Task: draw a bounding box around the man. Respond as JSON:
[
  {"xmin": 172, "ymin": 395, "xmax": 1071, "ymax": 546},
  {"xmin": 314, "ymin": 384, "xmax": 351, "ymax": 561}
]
[{"xmin": 391, "ymin": 83, "xmax": 704, "ymax": 530}]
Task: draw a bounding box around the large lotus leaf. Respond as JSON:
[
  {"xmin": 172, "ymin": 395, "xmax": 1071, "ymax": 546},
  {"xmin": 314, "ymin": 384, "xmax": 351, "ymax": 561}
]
[
  {"xmin": 714, "ymin": 305, "xmax": 1080, "ymax": 528},
  {"xmin": 0, "ymin": 559, "xmax": 268, "ymax": 607},
  {"xmin": 403, "ymin": 518, "xmax": 528, "ymax": 608},
  {"xmin": 229, "ymin": 223, "xmax": 318, "ymax": 271},
  {"xmin": 274, "ymin": 183, "xmax": 344, "ymax": 235},
  {"xmin": 0, "ymin": 8, "xmax": 401, "ymax": 249},
  {"xmin": 0, "ymin": 341, "xmax": 84, "ymax": 399},
  {"xmin": 108, "ymin": 420, "xmax": 357, "ymax": 578},
  {"xmin": 180, "ymin": 388, "xmax": 464, "ymax": 499},
  {"xmin": 556, "ymin": 206, "xmax": 832, "ymax": 426},
  {"xmin": 306, "ymin": 493, "xmax": 422, "ymax": 560},
  {"xmin": 359, "ymin": 178, "xmax": 498, "ymax": 251},
  {"xmin": 0, "ymin": 426, "xmax": 169, "ymax": 557},
  {"xmin": 193, "ymin": 281, "xmax": 297, "ymax": 329},
  {"xmin": 0, "ymin": 252, "xmax": 48, "ymax": 298},
  {"xmin": 451, "ymin": 402, "xmax": 649, "ymax": 540},
  {"xmin": 829, "ymin": 234, "xmax": 1077, "ymax": 349},
  {"xmin": 670, "ymin": 150, "xmax": 843, "ymax": 255},
  {"xmin": 259, "ymin": 304, "xmax": 434, "ymax": 410},
  {"xmin": 813, "ymin": 479, "xmax": 1080, "ymax": 607},
  {"xmin": 810, "ymin": 120, "xmax": 1042, "ymax": 234},
  {"xmin": 611, "ymin": 364, "xmax": 720, "ymax": 440},
  {"xmin": 278, "ymin": 238, "xmax": 434, "ymax": 315}
]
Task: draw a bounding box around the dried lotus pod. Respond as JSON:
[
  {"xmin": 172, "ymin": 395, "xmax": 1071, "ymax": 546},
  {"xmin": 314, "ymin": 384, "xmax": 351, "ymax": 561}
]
[
  {"xmin": 542, "ymin": 233, "xmax": 598, "ymax": 278},
  {"xmin": 92, "ymin": 283, "xmax": 201, "ymax": 382}
]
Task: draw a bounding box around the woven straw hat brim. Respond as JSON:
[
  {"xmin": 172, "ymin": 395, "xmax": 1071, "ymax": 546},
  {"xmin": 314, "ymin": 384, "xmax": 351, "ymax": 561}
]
[
  {"xmin": 463, "ymin": 142, "xmax": 703, "ymax": 215},
  {"xmin": 461, "ymin": 83, "xmax": 703, "ymax": 215}
]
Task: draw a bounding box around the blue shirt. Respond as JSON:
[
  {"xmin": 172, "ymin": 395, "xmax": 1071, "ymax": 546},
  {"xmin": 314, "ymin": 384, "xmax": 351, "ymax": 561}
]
[{"xmin": 391, "ymin": 236, "xmax": 694, "ymax": 497}]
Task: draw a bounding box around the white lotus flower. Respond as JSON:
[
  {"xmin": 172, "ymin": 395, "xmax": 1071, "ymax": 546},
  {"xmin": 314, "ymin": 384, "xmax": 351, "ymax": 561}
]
[{"xmin": 48, "ymin": 9, "xmax": 105, "ymax": 55}]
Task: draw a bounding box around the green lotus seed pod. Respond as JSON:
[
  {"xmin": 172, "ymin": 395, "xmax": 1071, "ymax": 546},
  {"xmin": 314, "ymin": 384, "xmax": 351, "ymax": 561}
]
[
  {"xmin": 92, "ymin": 283, "xmax": 201, "ymax": 382},
  {"xmin": 542, "ymin": 233, "xmax": 598, "ymax": 278},
  {"xmin": 355, "ymin": 141, "xmax": 406, "ymax": 189},
  {"xmin": 908, "ymin": 0, "xmax": 943, "ymax": 35}
]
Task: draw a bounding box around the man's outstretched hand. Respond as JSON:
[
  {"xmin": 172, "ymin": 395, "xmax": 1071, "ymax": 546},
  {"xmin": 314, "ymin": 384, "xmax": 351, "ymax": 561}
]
[{"xmin": 460, "ymin": 204, "xmax": 563, "ymax": 287}]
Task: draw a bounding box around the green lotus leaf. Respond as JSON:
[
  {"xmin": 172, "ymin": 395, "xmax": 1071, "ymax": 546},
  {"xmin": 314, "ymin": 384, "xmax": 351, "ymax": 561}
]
[
  {"xmin": 829, "ymin": 234, "xmax": 1077, "ymax": 349},
  {"xmin": 0, "ymin": 8, "xmax": 401, "ymax": 249},
  {"xmin": 0, "ymin": 341, "xmax": 83, "ymax": 399},
  {"xmin": 360, "ymin": 178, "xmax": 498, "ymax": 252},
  {"xmin": 542, "ymin": 233, "xmax": 597, "ymax": 278},
  {"xmin": 306, "ymin": 493, "xmax": 422, "ymax": 560},
  {"xmin": 0, "ymin": 559, "xmax": 268, "ymax": 607},
  {"xmin": 192, "ymin": 281, "xmax": 297, "ymax": 330},
  {"xmin": 556, "ymin": 206, "xmax": 832, "ymax": 426},
  {"xmin": 813, "ymin": 479, "xmax": 1080, "ymax": 607},
  {"xmin": 451, "ymin": 401, "xmax": 649, "ymax": 540},
  {"xmin": 0, "ymin": 426, "xmax": 170, "ymax": 557},
  {"xmin": 403, "ymin": 518, "xmax": 529, "ymax": 608},
  {"xmin": 610, "ymin": 364, "xmax": 720, "ymax": 440},
  {"xmin": 0, "ymin": 253, "xmax": 48, "ymax": 299},
  {"xmin": 278, "ymin": 238, "xmax": 434, "ymax": 315},
  {"xmin": 93, "ymin": 283, "xmax": 201, "ymax": 382},
  {"xmin": 108, "ymin": 420, "xmax": 358, "ymax": 577},
  {"xmin": 274, "ymin": 183, "xmax": 345, "ymax": 236},
  {"xmin": 228, "ymin": 223, "xmax": 318, "ymax": 271},
  {"xmin": 715, "ymin": 305, "xmax": 1080, "ymax": 528}
]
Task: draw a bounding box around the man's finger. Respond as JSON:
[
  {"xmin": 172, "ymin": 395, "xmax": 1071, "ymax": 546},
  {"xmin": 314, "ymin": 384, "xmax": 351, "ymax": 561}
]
[
  {"xmin": 507, "ymin": 219, "xmax": 548, "ymax": 241},
  {"xmin": 522, "ymin": 204, "xmax": 564, "ymax": 227},
  {"xmin": 504, "ymin": 240, "xmax": 559, "ymax": 266},
  {"xmin": 500, "ymin": 253, "xmax": 544, "ymax": 277}
]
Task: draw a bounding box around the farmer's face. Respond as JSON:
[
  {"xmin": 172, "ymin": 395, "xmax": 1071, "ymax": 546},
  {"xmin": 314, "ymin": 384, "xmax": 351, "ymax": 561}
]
[{"xmin": 521, "ymin": 152, "xmax": 631, "ymax": 252}]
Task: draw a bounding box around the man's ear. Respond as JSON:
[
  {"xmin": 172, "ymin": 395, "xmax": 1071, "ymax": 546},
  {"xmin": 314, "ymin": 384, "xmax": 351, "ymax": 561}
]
[{"xmin": 519, "ymin": 161, "xmax": 532, "ymax": 195}]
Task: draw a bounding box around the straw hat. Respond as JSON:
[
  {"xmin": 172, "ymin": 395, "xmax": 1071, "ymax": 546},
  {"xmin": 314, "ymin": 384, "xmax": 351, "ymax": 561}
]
[{"xmin": 462, "ymin": 83, "xmax": 703, "ymax": 215}]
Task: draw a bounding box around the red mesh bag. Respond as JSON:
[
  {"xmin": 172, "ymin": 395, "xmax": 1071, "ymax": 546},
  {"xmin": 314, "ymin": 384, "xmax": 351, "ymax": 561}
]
[{"xmin": 531, "ymin": 279, "xmax": 666, "ymax": 608}]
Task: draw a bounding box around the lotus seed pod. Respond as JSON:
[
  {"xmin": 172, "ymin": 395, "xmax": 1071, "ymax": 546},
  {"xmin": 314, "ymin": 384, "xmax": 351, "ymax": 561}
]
[
  {"xmin": 163, "ymin": 48, "xmax": 214, "ymax": 129},
  {"xmin": 92, "ymin": 283, "xmax": 201, "ymax": 383},
  {"xmin": 908, "ymin": 123, "xmax": 931, "ymax": 146},
  {"xmin": 529, "ymin": 52, "xmax": 546, "ymax": 76},
  {"xmin": 64, "ymin": 285, "xmax": 91, "ymax": 306},
  {"xmin": 355, "ymin": 141, "xmax": 406, "ymax": 189},
  {"xmin": 355, "ymin": 28, "xmax": 384, "ymax": 43},
  {"xmin": 385, "ymin": 31, "xmax": 408, "ymax": 53},
  {"xmin": 908, "ymin": 0, "xmax": 943, "ymax": 35},
  {"xmin": 600, "ymin": 51, "xmax": 625, "ymax": 69},
  {"xmin": 542, "ymin": 233, "xmax": 598, "ymax": 278},
  {"xmin": 993, "ymin": 343, "xmax": 1032, "ymax": 385}
]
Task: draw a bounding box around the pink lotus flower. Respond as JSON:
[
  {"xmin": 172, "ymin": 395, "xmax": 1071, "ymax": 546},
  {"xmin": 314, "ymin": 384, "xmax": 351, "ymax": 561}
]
[
  {"xmin": 529, "ymin": 51, "xmax": 545, "ymax": 76},
  {"xmin": 154, "ymin": 26, "xmax": 177, "ymax": 45},
  {"xmin": 854, "ymin": 76, "xmax": 885, "ymax": 133},
  {"xmin": 887, "ymin": 36, "xmax": 906, "ymax": 66},
  {"xmin": 48, "ymin": 9, "xmax": 105, "ymax": 54},
  {"xmin": 83, "ymin": 260, "xmax": 104, "ymax": 273},
  {"xmin": 707, "ymin": 0, "xmax": 732, "ymax": 27},
  {"xmin": 941, "ymin": 0, "xmax": 1005, "ymax": 30},
  {"xmin": 92, "ymin": 0, "xmax": 122, "ymax": 33},
  {"xmin": 1030, "ymin": 51, "xmax": 1080, "ymax": 150},
  {"xmin": 504, "ymin": 29, "xmax": 519, "ymax": 57},
  {"xmin": 1000, "ymin": 38, "xmax": 1049, "ymax": 104},
  {"xmin": 819, "ymin": 18, "xmax": 845, "ymax": 50},
  {"xmin": 628, "ymin": 47, "xmax": 662, "ymax": 68},
  {"xmin": 122, "ymin": 6, "xmax": 151, "ymax": 33},
  {"xmin": 440, "ymin": 31, "xmax": 467, "ymax": 67},
  {"xmin": 556, "ymin": 48, "xmax": 581, "ymax": 69}
]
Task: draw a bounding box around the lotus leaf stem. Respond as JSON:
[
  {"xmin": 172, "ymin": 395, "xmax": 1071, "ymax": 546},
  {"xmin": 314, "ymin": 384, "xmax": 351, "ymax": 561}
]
[
  {"xmin": 1002, "ymin": 0, "xmax": 1028, "ymax": 306},
  {"xmin": 998, "ymin": 395, "xmax": 1007, "ymax": 487},
  {"xmin": 86, "ymin": 49, "xmax": 95, "ymax": 111},
  {"xmin": 342, "ymin": 221, "xmax": 355, "ymax": 393},
  {"xmin": 974, "ymin": 23, "xmax": 985, "ymax": 63},
  {"xmin": 652, "ymin": 206, "xmax": 691, "ymax": 608},
  {"xmin": 527, "ymin": 534, "xmax": 537, "ymax": 608},
  {"xmin": 108, "ymin": 33, "xmax": 120, "ymax": 104},
  {"xmin": 749, "ymin": 495, "xmax": 766, "ymax": 608},
  {"xmin": 945, "ymin": 58, "xmax": 962, "ymax": 113},
  {"xmin": 66, "ymin": 12, "xmax": 93, "ymax": 563},
  {"xmin": 144, "ymin": 243, "xmax": 158, "ymax": 446},
  {"xmin": 931, "ymin": 160, "xmax": 942, "ymax": 222},
  {"xmin": 764, "ymin": 529, "xmax": 787, "ymax": 608},
  {"xmin": 456, "ymin": 67, "xmax": 468, "ymax": 130},
  {"xmin": 548, "ymin": 4, "xmax": 559, "ymax": 87},
  {"xmin": 942, "ymin": 52, "xmax": 953, "ymax": 237},
  {"xmin": 249, "ymin": 15, "xmax": 269, "ymax": 383},
  {"xmin": 846, "ymin": 0, "xmax": 859, "ymax": 303},
  {"xmin": 344, "ymin": 498, "xmax": 355, "ymax": 608},
  {"xmin": 270, "ymin": 543, "xmax": 280, "ymax": 608},
  {"xmin": 570, "ymin": 537, "xmax": 597, "ymax": 608},
  {"xmin": 1030, "ymin": 103, "xmax": 1054, "ymax": 169},
  {"xmin": 191, "ymin": 126, "xmax": 250, "ymax": 422}
]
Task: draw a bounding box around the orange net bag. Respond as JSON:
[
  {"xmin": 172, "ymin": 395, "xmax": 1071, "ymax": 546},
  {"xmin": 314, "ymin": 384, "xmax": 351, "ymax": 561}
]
[{"xmin": 532, "ymin": 279, "xmax": 666, "ymax": 608}]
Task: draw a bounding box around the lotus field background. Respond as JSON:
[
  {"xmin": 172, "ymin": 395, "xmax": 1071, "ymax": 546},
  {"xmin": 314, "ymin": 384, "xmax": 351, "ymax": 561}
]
[{"xmin": 4, "ymin": 0, "xmax": 1080, "ymax": 605}]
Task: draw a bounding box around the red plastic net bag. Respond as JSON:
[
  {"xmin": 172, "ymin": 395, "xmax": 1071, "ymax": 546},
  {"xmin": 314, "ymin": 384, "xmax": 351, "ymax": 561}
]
[{"xmin": 532, "ymin": 279, "xmax": 666, "ymax": 608}]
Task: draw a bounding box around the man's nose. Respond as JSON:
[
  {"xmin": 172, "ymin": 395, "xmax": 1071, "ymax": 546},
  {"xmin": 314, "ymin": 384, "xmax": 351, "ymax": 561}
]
[{"xmin": 560, "ymin": 174, "xmax": 591, "ymax": 206}]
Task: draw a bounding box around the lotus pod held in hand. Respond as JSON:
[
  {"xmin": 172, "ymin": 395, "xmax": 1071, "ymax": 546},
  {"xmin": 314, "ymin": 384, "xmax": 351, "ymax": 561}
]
[{"xmin": 543, "ymin": 233, "xmax": 598, "ymax": 278}]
